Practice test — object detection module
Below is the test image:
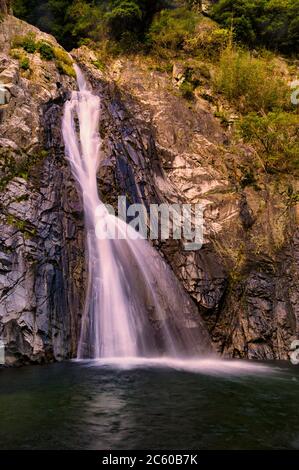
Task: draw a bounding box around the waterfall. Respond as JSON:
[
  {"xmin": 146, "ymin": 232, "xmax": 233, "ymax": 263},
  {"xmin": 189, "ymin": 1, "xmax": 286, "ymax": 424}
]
[{"xmin": 62, "ymin": 65, "xmax": 211, "ymax": 360}]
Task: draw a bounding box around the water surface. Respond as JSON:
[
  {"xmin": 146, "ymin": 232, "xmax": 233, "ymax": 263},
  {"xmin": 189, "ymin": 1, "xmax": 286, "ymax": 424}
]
[{"xmin": 0, "ymin": 360, "xmax": 298, "ymax": 450}]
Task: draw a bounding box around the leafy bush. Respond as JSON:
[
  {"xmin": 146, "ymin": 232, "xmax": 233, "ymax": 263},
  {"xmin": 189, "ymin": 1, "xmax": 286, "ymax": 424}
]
[
  {"xmin": 11, "ymin": 32, "xmax": 75, "ymax": 76},
  {"xmin": 12, "ymin": 32, "xmax": 37, "ymax": 53},
  {"xmin": 147, "ymin": 7, "xmax": 198, "ymax": 51},
  {"xmin": 239, "ymin": 112, "xmax": 299, "ymax": 172},
  {"xmin": 105, "ymin": 1, "xmax": 142, "ymax": 41},
  {"xmin": 13, "ymin": 0, "xmax": 166, "ymax": 49},
  {"xmin": 180, "ymin": 80, "xmax": 195, "ymax": 100},
  {"xmin": 53, "ymin": 47, "xmax": 73, "ymax": 65},
  {"xmin": 53, "ymin": 47, "xmax": 75, "ymax": 76},
  {"xmin": 184, "ymin": 24, "xmax": 230, "ymax": 59},
  {"xmin": 56, "ymin": 61, "xmax": 76, "ymax": 77},
  {"xmin": 10, "ymin": 49, "xmax": 31, "ymax": 71},
  {"xmin": 213, "ymin": 47, "xmax": 290, "ymax": 113},
  {"xmin": 37, "ymin": 41, "xmax": 55, "ymax": 60},
  {"xmin": 66, "ymin": 0, "xmax": 104, "ymax": 45},
  {"xmin": 13, "ymin": 0, "xmax": 75, "ymax": 49},
  {"xmin": 13, "ymin": 0, "xmax": 298, "ymax": 54},
  {"xmin": 12, "ymin": 34, "xmax": 56, "ymax": 61},
  {"xmin": 20, "ymin": 56, "xmax": 30, "ymax": 70}
]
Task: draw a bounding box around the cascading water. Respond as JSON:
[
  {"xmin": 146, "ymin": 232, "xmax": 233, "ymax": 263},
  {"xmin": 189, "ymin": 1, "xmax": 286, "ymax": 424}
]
[{"xmin": 62, "ymin": 65, "xmax": 212, "ymax": 360}]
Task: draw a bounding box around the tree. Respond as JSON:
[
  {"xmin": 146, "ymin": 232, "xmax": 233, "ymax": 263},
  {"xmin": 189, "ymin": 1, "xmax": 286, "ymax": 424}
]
[
  {"xmin": 105, "ymin": 1, "xmax": 142, "ymax": 40},
  {"xmin": 0, "ymin": 0, "xmax": 12, "ymax": 14},
  {"xmin": 211, "ymin": 0, "xmax": 299, "ymax": 53},
  {"xmin": 12, "ymin": 0, "xmax": 166, "ymax": 48}
]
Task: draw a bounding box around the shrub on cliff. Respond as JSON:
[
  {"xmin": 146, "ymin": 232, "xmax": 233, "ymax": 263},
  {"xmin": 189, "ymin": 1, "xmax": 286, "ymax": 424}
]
[
  {"xmin": 183, "ymin": 21, "xmax": 230, "ymax": 59},
  {"xmin": 213, "ymin": 47, "xmax": 290, "ymax": 113},
  {"xmin": 38, "ymin": 41, "xmax": 55, "ymax": 60},
  {"xmin": 11, "ymin": 32, "xmax": 75, "ymax": 76},
  {"xmin": 12, "ymin": 31, "xmax": 37, "ymax": 52},
  {"xmin": 239, "ymin": 112, "xmax": 299, "ymax": 172},
  {"xmin": 147, "ymin": 7, "xmax": 198, "ymax": 51}
]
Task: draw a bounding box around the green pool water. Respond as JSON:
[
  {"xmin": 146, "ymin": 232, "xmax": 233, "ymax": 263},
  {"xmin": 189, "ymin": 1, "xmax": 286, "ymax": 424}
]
[{"xmin": 0, "ymin": 359, "xmax": 298, "ymax": 450}]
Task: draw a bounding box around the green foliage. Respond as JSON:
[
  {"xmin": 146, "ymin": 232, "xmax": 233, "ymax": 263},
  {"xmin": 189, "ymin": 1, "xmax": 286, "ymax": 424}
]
[
  {"xmin": 10, "ymin": 48, "xmax": 31, "ymax": 71},
  {"xmin": 12, "ymin": 32, "xmax": 37, "ymax": 52},
  {"xmin": 184, "ymin": 24, "xmax": 230, "ymax": 59},
  {"xmin": 92, "ymin": 59, "xmax": 106, "ymax": 71},
  {"xmin": 53, "ymin": 46, "xmax": 73, "ymax": 65},
  {"xmin": 0, "ymin": 148, "xmax": 48, "ymax": 191},
  {"xmin": 66, "ymin": 0, "xmax": 104, "ymax": 46},
  {"xmin": 20, "ymin": 56, "xmax": 30, "ymax": 70},
  {"xmin": 12, "ymin": 0, "xmax": 28, "ymax": 17},
  {"xmin": 180, "ymin": 80, "xmax": 195, "ymax": 100},
  {"xmin": 54, "ymin": 45, "xmax": 75, "ymax": 76},
  {"xmin": 12, "ymin": 0, "xmax": 299, "ymax": 55},
  {"xmin": 11, "ymin": 32, "xmax": 75, "ymax": 76},
  {"xmin": 37, "ymin": 41, "xmax": 55, "ymax": 60},
  {"xmin": 12, "ymin": 0, "xmax": 166, "ymax": 49},
  {"xmin": 239, "ymin": 112, "xmax": 299, "ymax": 172},
  {"xmin": 211, "ymin": 0, "xmax": 299, "ymax": 54},
  {"xmin": 5, "ymin": 213, "xmax": 37, "ymax": 238},
  {"xmin": 53, "ymin": 47, "xmax": 75, "ymax": 76},
  {"xmin": 213, "ymin": 47, "xmax": 290, "ymax": 113},
  {"xmin": 105, "ymin": 1, "xmax": 142, "ymax": 41},
  {"xmin": 12, "ymin": 34, "xmax": 56, "ymax": 61},
  {"xmin": 56, "ymin": 60, "xmax": 76, "ymax": 77},
  {"xmin": 12, "ymin": 0, "xmax": 74, "ymax": 49},
  {"xmin": 147, "ymin": 7, "xmax": 198, "ymax": 50}
]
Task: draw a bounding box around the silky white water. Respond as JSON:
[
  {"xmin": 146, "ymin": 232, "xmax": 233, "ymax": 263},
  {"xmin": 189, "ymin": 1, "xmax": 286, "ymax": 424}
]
[{"xmin": 62, "ymin": 66, "xmax": 211, "ymax": 360}]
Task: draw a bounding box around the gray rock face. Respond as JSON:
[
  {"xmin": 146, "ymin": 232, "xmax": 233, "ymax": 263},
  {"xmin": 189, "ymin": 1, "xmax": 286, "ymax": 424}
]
[{"xmin": 0, "ymin": 16, "xmax": 84, "ymax": 365}]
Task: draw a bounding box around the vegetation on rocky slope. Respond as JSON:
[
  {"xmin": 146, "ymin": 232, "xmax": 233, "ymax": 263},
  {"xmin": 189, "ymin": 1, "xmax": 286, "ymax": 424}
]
[{"xmin": 11, "ymin": 31, "xmax": 76, "ymax": 76}]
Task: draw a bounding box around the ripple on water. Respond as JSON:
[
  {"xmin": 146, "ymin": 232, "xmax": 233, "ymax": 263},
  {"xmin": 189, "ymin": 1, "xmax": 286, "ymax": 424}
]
[{"xmin": 76, "ymin": 357, "xmax": 275, "ymax": 377}]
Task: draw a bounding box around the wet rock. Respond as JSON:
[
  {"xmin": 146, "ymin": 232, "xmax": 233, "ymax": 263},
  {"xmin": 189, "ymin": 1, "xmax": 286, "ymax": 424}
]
[
  {"xmin": 0, "ymin": 15, "xmax": 83, "ymax": 366},
  {"xmin": 239, "ymin": 193, "xmax": 255, "ymax": 229}
]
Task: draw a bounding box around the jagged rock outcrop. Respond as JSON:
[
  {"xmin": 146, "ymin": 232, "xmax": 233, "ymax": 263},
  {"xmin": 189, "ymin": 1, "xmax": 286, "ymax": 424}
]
[
  {"xmin": 0, "ymin": 15, "xmax": 84, "ymax": 365},
  {"xmin": 0, "ymin": 14, "xmax": 298, "ymax": 365}
]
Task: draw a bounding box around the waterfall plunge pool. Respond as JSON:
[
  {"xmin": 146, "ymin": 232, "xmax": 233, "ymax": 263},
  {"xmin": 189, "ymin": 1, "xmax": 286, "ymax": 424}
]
[{"xmin": 0, "ymin": 359, "xmax": 298, "ymax": 450}]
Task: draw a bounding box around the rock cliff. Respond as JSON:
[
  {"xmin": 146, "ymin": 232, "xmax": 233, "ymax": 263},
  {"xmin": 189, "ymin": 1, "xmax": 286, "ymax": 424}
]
[
  {"xmin": 0, "ymin": 14, "xmax": 84, "ymax": 365},
  {"xmin": 0, "ymin": 13, "xmax": 298, "ymax": 365}
]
